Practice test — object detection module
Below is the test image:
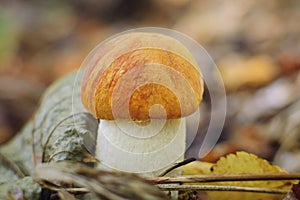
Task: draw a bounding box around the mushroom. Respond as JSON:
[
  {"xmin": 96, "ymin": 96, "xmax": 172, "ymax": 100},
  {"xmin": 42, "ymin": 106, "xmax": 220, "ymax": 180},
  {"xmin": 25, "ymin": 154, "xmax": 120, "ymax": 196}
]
[{"xmin": 81, "ymin": 32, "xmax": 204, "ymax": 177}]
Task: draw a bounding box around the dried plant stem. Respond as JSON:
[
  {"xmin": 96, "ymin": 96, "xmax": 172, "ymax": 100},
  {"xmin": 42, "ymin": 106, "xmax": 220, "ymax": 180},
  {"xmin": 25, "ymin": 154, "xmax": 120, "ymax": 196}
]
[
  {"xmin": 38, "ymin": 184, "xmax": 288, "ymax": 195},
  {"xmin": 37, "ymin": 173, "xmax": 300, "ymax": 196},
  {"xmin": 0, "ymin": 152, "xmax": 25, "ymax": 178},
  {"xmin": 38, "ymin": 179, "xmax": 291, "ymax": 195},
  {"xmin": 147, "ymin": 174, "xmax": 300, "ymax": 184},
  {"xmin": 159, "ymin": 158, "xmax": 196, "ymax": 177},
  {"xmin": 158, "ymin": 184, "xmax": 288, "ymax": 194},
  {"xmin": 37, "ymin": 180, "xmax": 89, "ymax": 195}
]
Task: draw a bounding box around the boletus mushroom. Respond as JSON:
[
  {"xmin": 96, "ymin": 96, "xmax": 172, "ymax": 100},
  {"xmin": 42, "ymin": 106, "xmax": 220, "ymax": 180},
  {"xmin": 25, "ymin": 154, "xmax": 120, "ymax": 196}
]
[{"xmin": 81, "ymin": 32, "xmax": 204, "ymax": 177}]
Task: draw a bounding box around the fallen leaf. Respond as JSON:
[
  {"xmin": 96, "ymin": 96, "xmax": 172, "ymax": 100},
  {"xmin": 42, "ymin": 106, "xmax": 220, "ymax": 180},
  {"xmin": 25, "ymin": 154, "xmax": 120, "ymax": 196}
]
[
  {"xmin": 209, "ymin": 152, "xmax": 295, "ymax": 200},
  {"xmin": 219, "ymin": 55, "xmax": 279, "ymax": 92},
  {"xmin": 183, "ymin": 151, "xmax": 297, "ymax": 200},
  {"xmin": 183, "ymin": 161, "xmax": 213, "ymax": 175}
]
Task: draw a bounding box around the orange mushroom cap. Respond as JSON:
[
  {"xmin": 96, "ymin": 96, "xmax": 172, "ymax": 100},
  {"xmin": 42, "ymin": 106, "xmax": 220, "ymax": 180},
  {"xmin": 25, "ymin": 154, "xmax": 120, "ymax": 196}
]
[{"xmin": 81, "ymin": 32, "xmax": 204, "ymax": 121}]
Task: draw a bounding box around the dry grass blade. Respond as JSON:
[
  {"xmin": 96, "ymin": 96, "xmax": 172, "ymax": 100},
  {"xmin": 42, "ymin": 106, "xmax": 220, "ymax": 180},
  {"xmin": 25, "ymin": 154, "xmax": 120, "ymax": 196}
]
[
  {"xmin": 33, "ymin": 162, "xmax": 169, "ymax": 200},
  {"xmin": 58, "ymin": 189, "xmax": 78, "ymax": 200},
  {"xmin": 148, "ymin": 174, "xmax": 300, "ymax": 184},
  {"xmin": 159, "ymin": 184, "xmax": 288, "ymax": 194},
  {"xmin": 0, "ymin": 152, "xmax": 25, "ymax": 178}
]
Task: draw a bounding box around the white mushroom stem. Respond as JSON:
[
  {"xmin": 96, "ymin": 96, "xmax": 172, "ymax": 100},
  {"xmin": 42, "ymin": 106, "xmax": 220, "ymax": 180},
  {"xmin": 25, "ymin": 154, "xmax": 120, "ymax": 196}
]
[{"xmin": 96, "ymin": 118, "xmax": 186, "ymax": 177}]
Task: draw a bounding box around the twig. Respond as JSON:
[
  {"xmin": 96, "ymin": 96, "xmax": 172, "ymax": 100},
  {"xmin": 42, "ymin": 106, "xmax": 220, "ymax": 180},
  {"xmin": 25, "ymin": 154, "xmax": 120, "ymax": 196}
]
[
  {"xmin": 39, "ymin": 184, "xmax": 289, "ymax": 195},
  {"xmin": 38, "ymin": 179, "xmax": 291, "ymax": 195},
  {"xmin": 147, "ymin": 174, "xmax": 300, "ymax": 184},
  {"xmin": 37, "ymin": 180, "xmax": 89, "ymax": 195},
  {"xmin": 159, "ymin": 158, "xmax": 196, "ymax": 177},
  {"xmin": 158, "ymin": 185, "xmax": 288, "ymax": 194},
  {"xmin": 0, "ymin": 152, "xmax": 25, "ymax": 178}
]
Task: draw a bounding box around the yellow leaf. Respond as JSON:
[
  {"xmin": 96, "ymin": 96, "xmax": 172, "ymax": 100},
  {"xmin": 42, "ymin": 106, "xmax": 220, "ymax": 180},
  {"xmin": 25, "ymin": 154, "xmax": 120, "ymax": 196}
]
[
  {"xmin": 208, "ymin": 151, "xmax": 294, "ymax": 200},
  {"xmin": 183, "ymin": 151, "xmax": 297, "ymax": 200},
  {"xmin": 183, "ymin": 161, "xmax": 213, "ymax": 175},
  {"xmin": 219, "ymin": 55, "xmax": 279, "ymax": 91}
]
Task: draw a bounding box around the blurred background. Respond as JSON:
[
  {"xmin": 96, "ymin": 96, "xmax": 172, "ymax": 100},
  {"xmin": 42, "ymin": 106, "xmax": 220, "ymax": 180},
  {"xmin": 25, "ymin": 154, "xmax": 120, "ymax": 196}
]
[{"xmin": 0, "ymin": 0, "xmax": 300, "ymax": 171}]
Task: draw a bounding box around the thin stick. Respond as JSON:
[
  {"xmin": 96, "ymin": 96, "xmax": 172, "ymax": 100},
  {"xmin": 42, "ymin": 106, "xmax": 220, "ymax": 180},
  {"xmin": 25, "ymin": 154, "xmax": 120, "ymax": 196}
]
[
  {"xmin": 0, "ymin": 152, "xmax": 25, "ymax": 178},
  {"xmin": 158, "ymin": 185, "xmax": 288, "ymax": 194},
  {"xmin": 147, "ymin": 174, "xmax": 300, "ymax": 184},
  {"xmin": 37, "ymin": 180, "xmax": 89, "ymax": 195},
  {"xmin": 38, "ymin": 183, "xmax": 289, "ymax": 195},
  {"xmin": 159, "ymin": 158, "xmax": 196, "ymax": 177}
]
